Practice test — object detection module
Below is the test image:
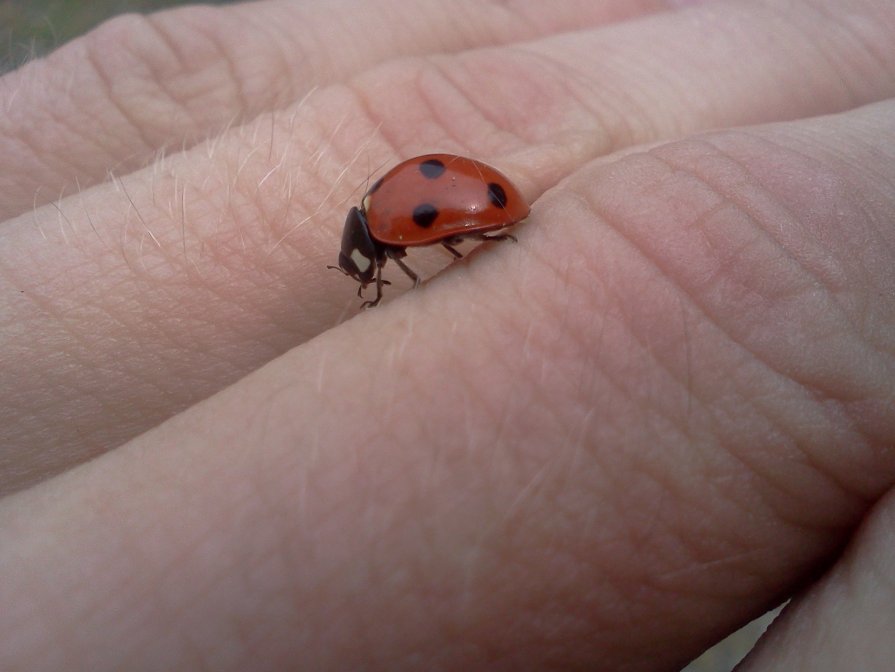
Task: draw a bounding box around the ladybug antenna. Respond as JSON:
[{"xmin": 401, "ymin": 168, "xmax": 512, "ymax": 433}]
[
  {"xmin": 347, "ymin": 157, "xmax": 392, "ymax": 202},
  {"xmin": 363, "ymin": 152, "xmax": 371, "ymax": 196}
]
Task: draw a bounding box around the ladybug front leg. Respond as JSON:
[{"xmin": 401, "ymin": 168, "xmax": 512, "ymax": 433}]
[
  {"xmin": 360, "ymin": 261, "xmax": 387, "ymax": 309},
  {"xmin": 357, "ymin": 277, "xmax": 391, "ymax": 300}
]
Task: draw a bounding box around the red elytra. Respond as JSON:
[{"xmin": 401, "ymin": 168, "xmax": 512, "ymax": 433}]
[{"xmin": 329, "ymin": 154, "xmax": 529, "ymax": 308}]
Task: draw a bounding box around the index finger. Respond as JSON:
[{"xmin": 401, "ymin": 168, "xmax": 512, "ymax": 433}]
[
  {"xmin": 0, "ymin": 0, "xmax": 669, "ymax": 219},
  {"xmin": 2, "ymin": 0, "xmax": 895, "ymax": 494}
]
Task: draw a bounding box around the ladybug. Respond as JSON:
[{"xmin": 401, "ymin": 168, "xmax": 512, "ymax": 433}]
[{"xmin": 329, "ymin": 154, "xmax": 529, "ymax": 308}]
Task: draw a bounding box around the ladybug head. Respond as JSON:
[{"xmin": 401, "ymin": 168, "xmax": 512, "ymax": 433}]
[{"xmin": 332, "ymin": 207, "xmax": 378, "ymax": 286}]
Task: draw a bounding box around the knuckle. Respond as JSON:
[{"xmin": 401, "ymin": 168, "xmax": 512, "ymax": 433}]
[{"xmin": 526, "ymin": 130, "xmax": 892, "ymax": 522}]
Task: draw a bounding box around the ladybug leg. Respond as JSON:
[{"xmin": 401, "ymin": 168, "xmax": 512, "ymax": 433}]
[
  {"xmin": 386, "ymin": 247, "xmax": 421, "ymax": 288},
  {"xmin": 441, "ymin": 240, "xmax": 463, "ymax": 259},
  {"xmin": 360, "ymin": 261, "xmax": 386, "ymax": 309},
  {"xmin": 476, "ymin": 232, "xmax": 517, "ymax": 243},
  {"xmin": 358, "ymin": 280, "xmax": 391, "ymax": 296},
  {"xmin": 391, "ymin": 256, "xmax": 421, "ymax": 288},
  {"xmin": 357, "ymin": 279, "xmax": 389, "ymax": 300}
]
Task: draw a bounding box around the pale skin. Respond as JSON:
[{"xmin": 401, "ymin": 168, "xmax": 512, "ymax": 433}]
[{"xmin": 0, "ymin": 0, "xmax": 894, "ymax": 669}]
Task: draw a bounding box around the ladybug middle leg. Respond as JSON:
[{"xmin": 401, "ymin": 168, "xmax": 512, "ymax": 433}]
[
  {"xmin": 385, "ymin": 247, "xmax": 421, "ymax": 288},
  {"xmin": 441, "ymin": 237, "xmax": 464, "ymax": 259}
]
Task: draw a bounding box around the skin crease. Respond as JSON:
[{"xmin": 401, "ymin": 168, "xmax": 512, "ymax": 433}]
[{"xmin": 0, "ymin": 1, "xmax": 893, "ymax": 672}]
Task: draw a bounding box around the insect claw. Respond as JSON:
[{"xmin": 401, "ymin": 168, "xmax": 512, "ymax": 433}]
[{"xmin": 360, "ymin": 298, "xmax": 381, "ymax": 310}]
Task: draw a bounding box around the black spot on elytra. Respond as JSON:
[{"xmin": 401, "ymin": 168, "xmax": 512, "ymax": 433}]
[
  {"xmin": 419, "ymin": 159, "xmax": 446, "ymax": 179},
  {"xmin": 487, "ymin": 182, "xmax": 508, "ymax": 209},
  {"xmin": 412, "ymin": 203, "xmax": 439, "ymax": 228}
]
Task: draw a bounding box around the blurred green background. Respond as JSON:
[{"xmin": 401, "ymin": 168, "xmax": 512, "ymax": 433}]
[
  {"xmin": 0, "ymin": 0, "xmax": 780, "ymax": 669},
  {"xmin": 1, "ymin": 0, "xmax": 229, "ymax": 72}
]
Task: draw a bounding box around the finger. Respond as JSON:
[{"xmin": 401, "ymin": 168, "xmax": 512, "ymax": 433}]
[
  {"xmin": 738, "ymin": 488, "xmax": 895, "ymax": 671},
  {"xmin": 3, "ymin": 0, "xmax": 895, "ymax": 493},
  {"xmin": 0, "ymin": 0, "xmax": 670, "ymax": 219},
  {"xmin": 1, "ymin": 100, "xmax": 893, "ymax": 669}
]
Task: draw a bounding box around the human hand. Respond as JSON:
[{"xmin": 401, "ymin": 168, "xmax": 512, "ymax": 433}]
[{"xmin": 1, "ymin": 0, "xmax": 894, "ymax": 669}]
